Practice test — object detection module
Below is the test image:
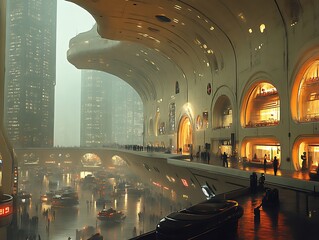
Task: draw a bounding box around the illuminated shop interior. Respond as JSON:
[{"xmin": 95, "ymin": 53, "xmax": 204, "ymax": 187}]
[
  {"xmin": 293, "ymin": 137, "xmax": 319, "ymax": 170},
  {"xmin": 219, "ymin": 141, "xmax": 232, "ymax": 157},
  {"xmin": 178, "ymin": 116, "xmax": 193, "ymax": 154},
  {"xmin": 241, "ymin": 138, "xmax": 281, "ymax": 165},
  {"xmin": 243, "ymin": 82, "xmax": 280, "ymax": 128},
  {"xmin": 297, "ymin": 60, "xmax": 319, "ymax": 122}
]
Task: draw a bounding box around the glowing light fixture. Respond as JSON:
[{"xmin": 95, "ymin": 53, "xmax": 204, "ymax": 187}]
[{"xmin": 260, "ymin": 24, "xmax": 266, "ymax": 33}]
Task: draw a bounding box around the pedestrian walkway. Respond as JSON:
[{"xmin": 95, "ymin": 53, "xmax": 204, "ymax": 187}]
[
  {"xmin": 123, "ymin": 147, "xmax": 319, "ymax": 192},
  {"xmin": 209, "ymin": 157, "xmax": 311, "ymax": 181},
  {"xmin": 170, "ymin": 154, "xmax": 319, "ymax": 193}
]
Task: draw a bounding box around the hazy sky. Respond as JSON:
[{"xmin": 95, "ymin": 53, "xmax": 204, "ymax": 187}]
[{"xmin": 54, "ymin": 0, "xmax": 95, "ymax": 147}]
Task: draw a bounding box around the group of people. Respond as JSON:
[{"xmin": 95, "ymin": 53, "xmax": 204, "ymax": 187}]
[{"xmin": 221, "ymin": 151, "xmax": 280, "ymax": 176}]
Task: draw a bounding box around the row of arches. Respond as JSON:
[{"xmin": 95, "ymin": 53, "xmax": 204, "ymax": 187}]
[
  {"xmin": 177, "ymin": 117, "xmax": 318, "ymax": 171},
  {"xmin": 148, "ymin": 60, "xmax": 319, "ymax": 136},
  {"xmin": 146, "ymin": 59, "xmax": 319, "ymax": 171}
]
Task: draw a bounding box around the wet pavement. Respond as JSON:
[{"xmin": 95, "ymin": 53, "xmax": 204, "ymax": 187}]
[{"xmin": 15, "ymin": 162, "xmax": 319, "ymax": 240}]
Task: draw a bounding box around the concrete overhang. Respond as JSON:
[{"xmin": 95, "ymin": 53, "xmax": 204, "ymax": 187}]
[{"xmin": 66, "ymin": 0, "xmax": 301, "ymax": 102}]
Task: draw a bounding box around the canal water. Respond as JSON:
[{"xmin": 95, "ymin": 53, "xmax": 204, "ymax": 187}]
[{"xmin": 16, "ymin": 167, "xmax": 319, "ymax": 240}]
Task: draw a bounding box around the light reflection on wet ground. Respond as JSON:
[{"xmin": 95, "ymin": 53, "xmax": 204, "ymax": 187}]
[
  {"xmin": 234, "ymin": 187, "xmax": 319, "ymax": 240},
  {"xmin": 18, "ymin": 169, "xmax": 319, "ymax": 240}
]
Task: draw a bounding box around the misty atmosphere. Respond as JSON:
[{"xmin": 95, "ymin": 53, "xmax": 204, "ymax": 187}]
[
  {"xmin": 1, "ymin": 1, "xmax": 319, "ymax": 240},
  {"xmin": 2, "ymin": 1, "xmax": 153, "ymax": 239}
]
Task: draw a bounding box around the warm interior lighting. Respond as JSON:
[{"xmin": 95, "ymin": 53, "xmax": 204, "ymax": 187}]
[
  {"xmin": 260, "ymin": 24, "xmax": 266, "ymax": 33},
  {"xmin": 174, "ymin": 5, "xmax": 182, "ymax": 10}
]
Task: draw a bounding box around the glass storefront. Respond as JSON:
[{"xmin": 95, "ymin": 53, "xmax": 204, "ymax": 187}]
[
  {"xmin": 293, "ymin": 137, "xmax": 319, "ymax": 170},
  {"xmin": 241, "ymin": 138, "xmax": 280, "ymax": 166}
]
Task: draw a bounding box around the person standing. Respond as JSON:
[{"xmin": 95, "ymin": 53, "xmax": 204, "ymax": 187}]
[
  {"xmin": 222, "ymin": 152, "xmax": 228, "ymax": 167},
  {"xmin": 263, "ymin": 154, "xmax": 267, "ymax": 172},
  {"xmin": 273, "ymin": 156, "xmax": 279, "ymax": 176}
]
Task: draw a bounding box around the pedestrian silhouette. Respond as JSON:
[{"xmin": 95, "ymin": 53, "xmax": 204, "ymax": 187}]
[
  {"xmin": 263, "ymin": 154, "xmax": 267, "ymax": 172},
  {"xmin": 222, "ymin": 152, "xmax": 228, "ymax": 167},
  {"xmin": 273, "ymin": 156, "xmax": 279, "ymax": 176}
]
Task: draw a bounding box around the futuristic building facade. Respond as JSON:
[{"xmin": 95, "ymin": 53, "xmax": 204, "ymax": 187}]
[
  {"xmin": 5, "ymin": 0, "xmax": 57, "ymax": 148},
  {"xmin": 67, "ymin": 0, "xmax": 319, "ymax": 173},
  {"xmin": 0, "ymin": 1, "xmax": 14, "ymax": 238}
]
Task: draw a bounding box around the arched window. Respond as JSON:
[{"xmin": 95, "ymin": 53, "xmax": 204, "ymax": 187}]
[
  {"xmin": 242, "ymin": 82, "xmax": 280, "ymax": 128},
  {"xmin": 212, "ymin": 95, "xmax": 232, "ymax": 129},
  {"xmin": 295, "ymin": 61, "xmax": 319, "ymax": 122}
]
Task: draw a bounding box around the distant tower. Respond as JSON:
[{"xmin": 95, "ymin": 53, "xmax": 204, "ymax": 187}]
[
  {"xmin": 80, "ymin": 70, "xmax": 111, "ymax": 147},
  {"xmin": 5, "ymin": 0, "xmax": 57, "ymax": 147},
  {"xmin": 80, "ymin": 70, "xmax": 143, "ymax": 147},
  {"xmin": 111, "ymin": 80, "xmax": 143, "ymax": 145}
]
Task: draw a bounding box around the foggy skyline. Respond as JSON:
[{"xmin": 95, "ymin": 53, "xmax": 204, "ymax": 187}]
[{"xmin": 55, "ymin": 0, "xmax": 122, "ymax": 147}]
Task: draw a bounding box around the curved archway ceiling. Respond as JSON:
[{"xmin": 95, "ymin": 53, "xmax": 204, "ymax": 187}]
[{"xmin": 67, "ymin": 0, "xmax": 301, "ymax": 101}]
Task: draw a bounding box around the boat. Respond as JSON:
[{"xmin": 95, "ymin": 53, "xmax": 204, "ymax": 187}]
[
  {"xmin": 156, "ymin": 184, "xmax": 243, "ymax": 240},
  {"xmin": 51, "ymin": 193, "xmax": 79, "ymax": 207},
  {"xmin": 155, "ymin": 198, "xmax": 243, "ymax": 239},
  {"xmin": 40, "ymin": 191, "xmax": 55, "ymax": 203},
  {"xmin": 97, "ymin": 207, "xmax": 126, "ymax": 222}
]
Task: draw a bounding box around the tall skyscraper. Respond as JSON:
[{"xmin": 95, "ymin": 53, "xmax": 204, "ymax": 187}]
[
  {"xmin": 80, "ymin": 70, "xmax": 143, "ymax": 147},
  {"xmin": 111, "ymin": 79, "xmax": 144, "ymax": 146},
  {"xmin": 80, "ymin": 70, "xmax": 111, "ymax": 147},
  {"xmin": 5, "ymin": 0, "xmax": 57, "ymax": 147}
]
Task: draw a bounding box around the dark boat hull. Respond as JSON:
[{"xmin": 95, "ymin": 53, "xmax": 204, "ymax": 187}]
[
  {"xmin": 156, "ymin": 198, "xmax": 243, "ymax": 240},
  {"xmin": 51, "ymin": 198, "xmax": 79, "ymax": 207},
  {"xmin": 97, "ymin": 215, "xmax": 126, "ymax": 223}
]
